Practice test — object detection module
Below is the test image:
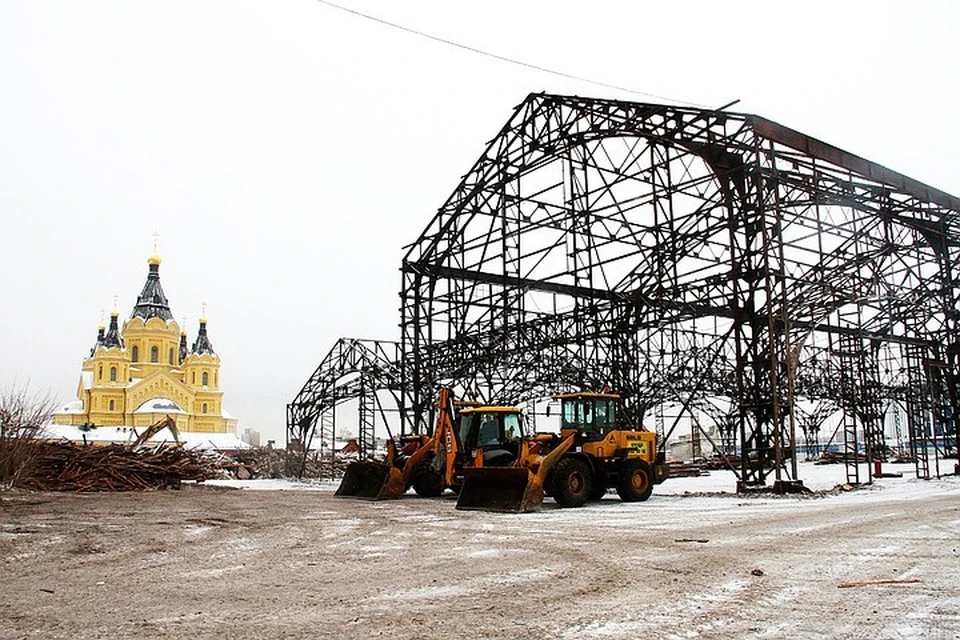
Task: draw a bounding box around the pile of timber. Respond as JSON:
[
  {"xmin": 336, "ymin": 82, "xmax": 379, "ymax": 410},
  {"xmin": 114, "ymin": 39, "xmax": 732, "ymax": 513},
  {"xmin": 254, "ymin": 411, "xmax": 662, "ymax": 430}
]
[
  {"xmin": 668, "ymin": 461, "xmax": 708, "ymax": 477},
  {"xmin": 228, "ymin": 447, "xmax": 353, "ymax": 479},
  {"xmin": 815, "ymin": 450, "xmax": 867, "ymax": 465},
  {"xmin": 18, "ymin": 440, "xmax": 223, "ymax": 491}
]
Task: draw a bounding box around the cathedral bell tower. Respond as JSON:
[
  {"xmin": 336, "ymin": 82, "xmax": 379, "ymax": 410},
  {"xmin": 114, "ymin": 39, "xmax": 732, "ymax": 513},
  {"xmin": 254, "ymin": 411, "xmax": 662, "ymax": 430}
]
[{"xmin": 79, "ymin": 311, "xmax": 129, "ymax": 426}]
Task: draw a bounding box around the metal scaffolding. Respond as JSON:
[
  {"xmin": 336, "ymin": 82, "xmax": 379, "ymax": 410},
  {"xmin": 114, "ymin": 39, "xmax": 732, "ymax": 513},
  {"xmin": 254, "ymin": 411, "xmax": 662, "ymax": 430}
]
[{"xmin": 291, "ymin": 93, "xmax": 960, "ymax": 488}]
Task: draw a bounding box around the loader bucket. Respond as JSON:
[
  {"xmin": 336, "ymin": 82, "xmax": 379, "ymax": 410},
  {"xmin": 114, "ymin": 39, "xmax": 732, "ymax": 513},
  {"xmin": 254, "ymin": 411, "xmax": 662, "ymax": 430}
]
[
  {"xmin": 335, "ymin": 461, "xmax": 405, "ymax": 500},
  {"xmin": 456, "ymin": 467, "xmax": 545, "ymax": 513}
]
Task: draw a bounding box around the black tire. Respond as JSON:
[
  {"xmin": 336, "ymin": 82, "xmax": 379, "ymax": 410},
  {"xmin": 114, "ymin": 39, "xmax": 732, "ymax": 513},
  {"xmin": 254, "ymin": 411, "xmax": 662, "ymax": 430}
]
[
  {"xmin": 552, "ymin": 457, "xmax": 592, "ymax": 508},
  {"xmin": 411, "ymin": 460, "xmax": 443, "ymax": 497},
  {"xmin": 616, "ymin": 459, "xmax": 654, "ymax": 502},
  {"xmin": 588, "ymin": 470, "xmax": 609, "ymax": 501}
]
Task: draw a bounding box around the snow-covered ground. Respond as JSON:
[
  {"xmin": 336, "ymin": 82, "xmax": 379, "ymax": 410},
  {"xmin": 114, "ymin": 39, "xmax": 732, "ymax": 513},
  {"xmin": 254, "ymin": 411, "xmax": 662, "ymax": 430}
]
[
  {"xmin": 206, "ymin": 459, "xmax": 947, "ymax": 495},
  {"xmin": 4, "ymin": 461, "xmax": 958, "ymax": 639}
]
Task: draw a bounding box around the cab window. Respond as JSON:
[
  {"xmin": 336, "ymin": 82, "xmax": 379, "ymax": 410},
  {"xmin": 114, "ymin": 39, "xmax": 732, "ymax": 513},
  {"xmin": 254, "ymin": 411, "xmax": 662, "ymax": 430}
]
[
  {"xmin": 562, "ymin": 399, "xmax": 593, "ymax": 431},
  {"xmin": 594, "ymin": 400, "xmax": 615, "ymax": 431},
  {"xmin": 479, "ymin": 415, "xmax": 500, "ymax": 445},
  {"xmin": 458, "ymin": 413, "xmax": 478, "ymax": 449},
  {"xmin": 503, "ymin": 413, "xmax": 520, "ymax": 441}
]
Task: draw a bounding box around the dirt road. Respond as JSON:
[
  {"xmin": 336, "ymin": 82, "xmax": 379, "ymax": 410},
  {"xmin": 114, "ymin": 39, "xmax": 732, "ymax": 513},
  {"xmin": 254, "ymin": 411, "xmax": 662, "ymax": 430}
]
[{"xmin": 2, "ymin": 477, "xmax": 958, "ymax": 639}]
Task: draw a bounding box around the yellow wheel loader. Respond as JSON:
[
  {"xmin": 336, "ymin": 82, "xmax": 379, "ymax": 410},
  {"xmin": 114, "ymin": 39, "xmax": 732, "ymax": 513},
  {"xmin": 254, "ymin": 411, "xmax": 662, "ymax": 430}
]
[
  {"xmin": 334, "ymin": 388, "xmax": 531, "ymax": 500},
  {"xmin": 456, "ymin": 391, "xmax": 669, "ymax": 512}
]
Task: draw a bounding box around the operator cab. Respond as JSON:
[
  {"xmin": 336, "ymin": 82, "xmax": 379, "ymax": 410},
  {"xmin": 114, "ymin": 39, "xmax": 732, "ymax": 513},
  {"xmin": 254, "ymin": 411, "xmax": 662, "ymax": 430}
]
[
  {"xmin": 457, "ymin": 406, "xmax": 523, "ymax": 466},
  {"xmin": 555, "ymin": 391, "xmax": 619, "ymax": 441}
]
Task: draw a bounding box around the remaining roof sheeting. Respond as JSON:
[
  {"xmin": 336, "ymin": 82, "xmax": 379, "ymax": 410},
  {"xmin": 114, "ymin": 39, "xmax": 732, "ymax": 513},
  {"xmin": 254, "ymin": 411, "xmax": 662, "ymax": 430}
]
[{"xmin": 749, "ymin": 115, "xmax": 960, "ymax": 214}]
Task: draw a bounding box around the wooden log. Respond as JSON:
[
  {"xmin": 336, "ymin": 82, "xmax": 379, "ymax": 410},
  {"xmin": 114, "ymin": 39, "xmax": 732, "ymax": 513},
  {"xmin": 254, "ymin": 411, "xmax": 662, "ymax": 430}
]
[{"xmin": 837, "ymin": 579, "xmax": 921, "ymax": 589}]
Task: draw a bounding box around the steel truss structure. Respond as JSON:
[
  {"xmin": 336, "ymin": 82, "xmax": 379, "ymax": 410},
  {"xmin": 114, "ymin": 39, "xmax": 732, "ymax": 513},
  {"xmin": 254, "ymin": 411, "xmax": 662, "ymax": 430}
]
[
  {"xmin": 287, "ymin": 338, "xmax": 402, "ymax": 463},
  {"xmin": 292, "ymin": 93, "xmax": 960, "ymax": 489}
]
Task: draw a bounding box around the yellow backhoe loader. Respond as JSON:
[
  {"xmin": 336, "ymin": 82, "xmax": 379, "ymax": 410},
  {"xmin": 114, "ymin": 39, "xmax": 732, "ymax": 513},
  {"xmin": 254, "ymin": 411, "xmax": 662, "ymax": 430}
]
[
  {"xmin": 455, "ymin": 432, "xmax": 575, "ymax": 512},
  {"xmin": 334, "ymin": 388, "xmax": 530, "ymax": 500},
  {"xmin": 456, "ymin": 391, "xmax": 669, "ymax": 512}
]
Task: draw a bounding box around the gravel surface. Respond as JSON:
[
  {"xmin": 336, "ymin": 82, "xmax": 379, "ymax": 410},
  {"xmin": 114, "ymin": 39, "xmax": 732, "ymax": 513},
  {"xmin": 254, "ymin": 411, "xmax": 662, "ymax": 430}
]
[{"xmin": 2, "ymin": 471, "xmax": 958, "ymax": 639}]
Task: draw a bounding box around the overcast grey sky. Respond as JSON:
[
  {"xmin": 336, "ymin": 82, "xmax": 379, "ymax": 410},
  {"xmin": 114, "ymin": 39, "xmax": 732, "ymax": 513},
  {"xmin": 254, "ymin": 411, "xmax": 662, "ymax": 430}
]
[{"xmin": 2, "ymin": 1, "xmax": 958, "ymax": 445}]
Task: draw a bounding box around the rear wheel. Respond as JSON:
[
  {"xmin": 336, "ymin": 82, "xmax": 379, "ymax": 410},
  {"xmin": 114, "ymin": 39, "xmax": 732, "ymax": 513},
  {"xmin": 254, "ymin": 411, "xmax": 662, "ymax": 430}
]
[
  {"xmin": 552, "ymin": 457, "xmax": 592, "ymax": 508},
  {"xmin": 411, "ymin": 458, "xmax": 443, "ymax": 497},
  {"xmin": 616, "ymin": 459, "xmax": 653, "ymax": 502}
]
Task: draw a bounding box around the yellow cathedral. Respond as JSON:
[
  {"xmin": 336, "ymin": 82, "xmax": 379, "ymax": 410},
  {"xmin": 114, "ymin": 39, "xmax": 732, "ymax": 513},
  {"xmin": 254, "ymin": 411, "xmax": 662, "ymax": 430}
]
[{"xmin": 52, "ymin": 252, "xmax": 238, "ymax": 436}]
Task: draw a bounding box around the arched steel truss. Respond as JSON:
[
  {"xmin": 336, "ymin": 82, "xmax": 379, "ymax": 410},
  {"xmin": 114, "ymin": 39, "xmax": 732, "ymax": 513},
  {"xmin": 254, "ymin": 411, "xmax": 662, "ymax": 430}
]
[
  {"xmin": 292, "ymin": 93, "xmax": 960, "ymax": 490},
  {"xmin": 287, "ymin": 338, "xmax": 402, "ymax": 461}
]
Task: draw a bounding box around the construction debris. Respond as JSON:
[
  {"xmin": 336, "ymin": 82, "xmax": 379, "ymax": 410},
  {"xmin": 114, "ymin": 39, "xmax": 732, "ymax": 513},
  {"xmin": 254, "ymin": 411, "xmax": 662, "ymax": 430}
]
[
  {"xmin": 668, "ymin": 461, "xmax": 708, "ymax": 477},
  {"xmin": 16, "ymin": 440, "xmax": 224, "ymax": 491},
  {"xmin": 815, "ymin": 451, "xmax": 867, "ymax": 465},
  {"xmin": 229, "ymin": 446, "xmax": 351, "ymax": 479},
  {"xmin": 837, "ymin": 578, "xmax": 921, "ymax": 589}
]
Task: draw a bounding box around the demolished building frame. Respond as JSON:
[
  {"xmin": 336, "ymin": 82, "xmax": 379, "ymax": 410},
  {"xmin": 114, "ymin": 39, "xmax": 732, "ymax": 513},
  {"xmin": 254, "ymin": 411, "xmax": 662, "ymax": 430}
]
[{"xmin": 289, "ymin": 93, "xmax": 959, "ymax": 490}]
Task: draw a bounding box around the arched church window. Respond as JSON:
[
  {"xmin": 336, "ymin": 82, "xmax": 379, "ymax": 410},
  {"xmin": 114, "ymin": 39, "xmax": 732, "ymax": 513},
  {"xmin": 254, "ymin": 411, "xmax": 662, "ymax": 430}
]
[
  {"xmin": 110, "ymin": 367, "xmax": 117, "ymax": 382},
  {"xmin": 151, "ymin": 346, "xmax": 159, "ymax": 363},
  {"xmin": 109, "ymin": 399, "xmax": 115, "ymax": 411},
  {"xmin": 202, "ymin": 403, "xmax": 208, "ymax": 414},
  {"xmin": 168, "ymin": 348, "xmax": 174, "ymax": 365},
  {"xmin": 132, "ymin": 346, "xmax": 139, "ymax": 362},
  {"xmin": 99, "ymin": 365, "xmax": 103, "ymax": 380},
  {"xmin": 191, "ymin": 371, "xmax": 196, "ymax": 384},
  {"xmin": 202, "ymin": 372, "xmax": 209, "ymax": 386}
]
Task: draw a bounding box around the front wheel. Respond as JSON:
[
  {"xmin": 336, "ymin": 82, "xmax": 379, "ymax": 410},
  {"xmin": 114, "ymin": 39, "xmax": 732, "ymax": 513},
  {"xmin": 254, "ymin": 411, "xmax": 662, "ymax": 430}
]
[
  {"xmin": 552, "ymin": 457, "xmax": 592, "ymax": 508},
  {"xmin": 411, "ymin": 459, "xmax": 443, "ymax": 497},
  {"xmin": 616, "ymin": 459, "xmax": 654, "ymax": 502}
]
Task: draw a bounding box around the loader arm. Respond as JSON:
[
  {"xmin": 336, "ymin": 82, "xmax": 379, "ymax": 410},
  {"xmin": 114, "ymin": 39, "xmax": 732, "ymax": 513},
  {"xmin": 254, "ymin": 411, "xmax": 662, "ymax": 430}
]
[
  {"xmin": 337, "ymin": 387, "xmax": 460, "ymax": 501},
  {"xmin": 531, "ymin": 434, "xmax": 575, "ymax": 481},
  {"xmin": 400, "ymin": 386, "xmax": 460, "ymax": 489}
]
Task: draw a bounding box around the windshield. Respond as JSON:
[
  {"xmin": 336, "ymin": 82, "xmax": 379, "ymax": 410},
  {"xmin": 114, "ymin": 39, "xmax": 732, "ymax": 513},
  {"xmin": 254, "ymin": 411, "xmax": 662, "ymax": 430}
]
[
  {"xmin": 458, "ymin": 411, "xmax": 522, "ymax": 449},
  {"xmin": 595, "ymin": 400, "xmax": 615, "ymax": 430},
  {"xmin": 458, "ymin": 413, "xmax": 478, "ymax": 449},
  {"xmin": 502, "ymin": 413, "xmax": 521, "ymax": 441},
  {"xmin": 561, "ymin": 398, "xmax": 616, "ymax": 433}
]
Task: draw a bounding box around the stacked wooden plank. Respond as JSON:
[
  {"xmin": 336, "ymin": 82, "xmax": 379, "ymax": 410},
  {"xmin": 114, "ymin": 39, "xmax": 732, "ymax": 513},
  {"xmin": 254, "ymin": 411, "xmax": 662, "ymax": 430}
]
[
  {"xmin": 668, "ymin": 461, "xmax": 708, "ymax": 477},
  {"xmin": 18, "ymin": 440, "xmax": 223, "ymax": 491}
]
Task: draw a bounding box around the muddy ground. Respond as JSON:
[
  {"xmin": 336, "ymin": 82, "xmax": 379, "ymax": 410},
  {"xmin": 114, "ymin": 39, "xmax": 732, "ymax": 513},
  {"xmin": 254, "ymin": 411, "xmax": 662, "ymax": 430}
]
[{"xmin": 2, "ymin": 476, "xmax": 959, "ymax": 640}]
